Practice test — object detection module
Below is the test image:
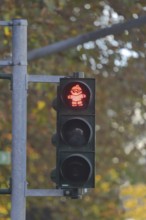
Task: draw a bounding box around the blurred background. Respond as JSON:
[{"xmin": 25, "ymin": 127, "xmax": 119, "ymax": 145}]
[{"xmin": 1, "ymin": 0, "xmax": 146, "ymax": 219}]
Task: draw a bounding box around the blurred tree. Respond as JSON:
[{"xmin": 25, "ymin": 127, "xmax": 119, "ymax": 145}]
[{"xmin": 0, "ymin": 0, "xmax": 146, "ymax": 219}]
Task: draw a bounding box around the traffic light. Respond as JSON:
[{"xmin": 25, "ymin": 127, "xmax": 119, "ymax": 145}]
[{"xmin": 54, "ymin": 76, "xmax": 95, "ymax": 190}]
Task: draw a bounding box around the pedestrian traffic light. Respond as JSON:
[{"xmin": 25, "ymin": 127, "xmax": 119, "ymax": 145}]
[{"xmin": 53, "ymin": 76, "xmax": 95, "ymax": 190}]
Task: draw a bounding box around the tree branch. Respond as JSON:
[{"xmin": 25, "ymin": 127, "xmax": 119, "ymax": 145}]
[{"xmin": 28, "ymin": 15, "xmax": 146, "ymax": 61}]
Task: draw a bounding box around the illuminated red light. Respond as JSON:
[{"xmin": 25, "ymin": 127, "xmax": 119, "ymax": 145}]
[
  {"xmin": 62, "ymin": 81, "xmax": 90, "ymax": 109},
  {"xmin": 67, "ymin": 84, "xmax": 86, "ymax": 107}
]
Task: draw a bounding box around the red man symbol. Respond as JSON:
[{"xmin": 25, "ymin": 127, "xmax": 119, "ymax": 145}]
[{"xmin": 67, "ymin": 84, "xmax": 86, "ymax": 107}]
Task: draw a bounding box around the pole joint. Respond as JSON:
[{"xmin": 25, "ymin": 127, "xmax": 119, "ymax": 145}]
[{"xmin": 12, "ymin": 19, "xmax": 28, "ymax": 26}]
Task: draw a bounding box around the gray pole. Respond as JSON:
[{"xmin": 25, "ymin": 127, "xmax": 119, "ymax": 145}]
[{"xmin": 11, "ymin": 19, "xmax": 27, "ymax": 220}]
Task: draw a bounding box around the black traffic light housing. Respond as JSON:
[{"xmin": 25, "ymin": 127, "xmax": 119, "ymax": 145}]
[{"xmin": 52, "ymin": 74, "xmax": 95, "ymax": 191}]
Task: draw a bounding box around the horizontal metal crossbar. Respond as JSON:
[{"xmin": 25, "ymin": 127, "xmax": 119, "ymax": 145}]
[
  {"xmin": 0, "ymin": 21, "xmax": 12, "ymax": 26},
  {"xmin": 0, "ymin": 60, "xmax": 12, "ymax": 66},
  {"xmin": 0, "ymin": 188, "xmax": 11, "ymax": 195},
  {"xmin": 0, "ymin": 20, "xmax": 27, "ymax": 26},
  {"xmin": 0, "ymin": 73, "xmax": 12, "ymax": 80},
  {"xmin": 28, "ymin": 75, "xmax": 65, "ymax": 83},
  {"xmin": 26, "ymin": 189, "xmax": 64, "ymax": 197}
]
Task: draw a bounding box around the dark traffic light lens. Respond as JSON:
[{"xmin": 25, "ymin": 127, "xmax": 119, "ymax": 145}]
[
  {"xmin": 61, "ymin": 118, "xmax": 91, "ymax": 147},
  {"xmin": 62, "ymin": 82, "xmax": 90, "ymax": 109},
  {"xmin": 61, "ymin": 155, "xmax": 91, "ymax": 186}
]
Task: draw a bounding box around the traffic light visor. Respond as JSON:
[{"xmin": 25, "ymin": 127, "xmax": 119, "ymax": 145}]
[{"xmin": 62, "ymin": 82, "xmax": 90, "ymax": 109}]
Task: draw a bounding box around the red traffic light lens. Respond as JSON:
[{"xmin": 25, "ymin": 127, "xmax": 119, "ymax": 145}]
[{"xmin": 62, "ymin": 82, "xmax": 90, "ymax": 109}]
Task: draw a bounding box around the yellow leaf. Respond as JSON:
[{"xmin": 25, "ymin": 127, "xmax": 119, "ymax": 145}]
[
  {"xmin": 109, "ymin": 168, "xmax": 119, "ymax": 181},
  {"xmin": 101, "ymin": 182, "xmax": 110, "ymax": 193},
  {"xmin": 37, "ymin": 101, "xmax": 46, "ymax": 110},
  {"xmin": 120, "ymin": 184, "xmax": 146, "ymax": 220},
  {"xmin": 0, "ymin": 205, "xmax": 8, "ymax": 215},
  {"xmin": 124, "ymin": 198, "xmax": 137, "ymax": 209},
  {"xmin": 95, "ymin": 174, "xmax": 102, "ymax": 183},
  {"xmin": 4, "ymin": 27, "xmax": 11, "ymax": 37}
]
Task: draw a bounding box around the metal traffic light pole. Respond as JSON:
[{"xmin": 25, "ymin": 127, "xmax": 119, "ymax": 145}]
[
  {"xmin": 0, "ymin": 19, "xmax": 28, "ymax": 220},
  {"xmin": 0, "ymin": 19, "xmax": 65, "ymax": 220},
  {"xmin": 11, "ymin": 19, "xmax": 28, "ymax": 220},
  {"xmin": 0, "ymin": 19, "xmax": 94, "ymax": 220}
]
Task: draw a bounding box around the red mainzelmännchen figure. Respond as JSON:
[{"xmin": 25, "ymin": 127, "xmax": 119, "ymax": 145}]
[{"xmin": 67, "ymin": 84, "xmax": 86, "ymax": 107}]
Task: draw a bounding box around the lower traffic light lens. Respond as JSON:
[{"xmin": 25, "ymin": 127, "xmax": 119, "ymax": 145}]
[
  {"xmin": 61, "ymin": 118, "xmax": 91, "ymax": 147},
  {"xmin": 61, "ymin": 155, "xmax": 91, "ymax": 186}
]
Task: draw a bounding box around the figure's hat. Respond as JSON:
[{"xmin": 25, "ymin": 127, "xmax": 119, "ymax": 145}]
[{"xmin": 72, "ymin": 84, "xmax": 82, "ymax": 91}]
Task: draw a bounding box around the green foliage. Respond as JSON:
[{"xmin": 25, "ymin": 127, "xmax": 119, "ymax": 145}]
[{"xmin": 1, "ymin": 0, "xmax": 146, "ymax": 219}]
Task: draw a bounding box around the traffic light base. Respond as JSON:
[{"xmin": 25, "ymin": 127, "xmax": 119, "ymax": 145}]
[{"xmin": 63, "ymin": 188, "xmax": 88, "ymax": 199}]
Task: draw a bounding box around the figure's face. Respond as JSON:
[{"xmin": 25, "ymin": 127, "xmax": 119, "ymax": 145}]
[{"xmin": 71, "ymin": 85, "xmax": 82, "ymax": 95}]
